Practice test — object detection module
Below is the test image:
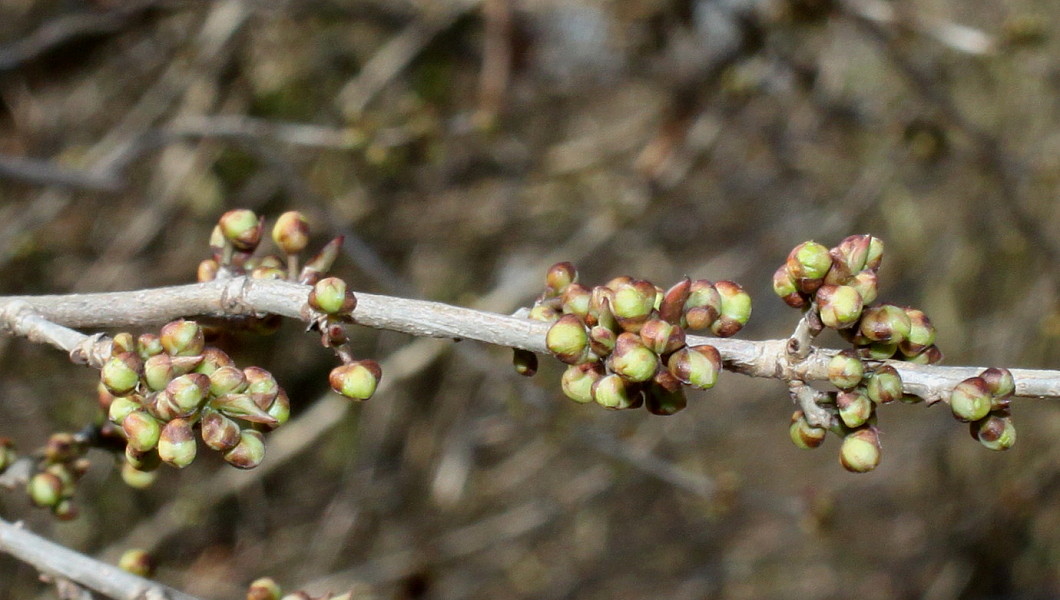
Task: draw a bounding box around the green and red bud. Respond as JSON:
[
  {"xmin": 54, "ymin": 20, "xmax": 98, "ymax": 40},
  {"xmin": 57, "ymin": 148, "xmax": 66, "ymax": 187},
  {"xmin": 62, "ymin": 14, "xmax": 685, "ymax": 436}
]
[
  {"xmin": 711, "ymin": 281, "xmax": 751, "ymax": 337},
  {"xmin": 160, "ymin": 319, "xmax": 205, "ymax": 357},
  {"xmin": 329, "ymin": 360, "xmax": 382, "ymax": 401},
  {"xmin": 546, "ymin": 314, "xmax": 590, "ymax": 365},
  {"xmin": 299, "ymin": 236, "xmax": 344, "ymax": 285},
  {"xmin": 244, "ymin": 366, "xmax": 280, "ymax": 410},
  {"xmin": 981, "ymin": 367, "xmax": 1015, "ymax": 402},
  {"xmin": 194, "ymin": 347, "xmax": 236, "ymax": 376},
  {"xmin": 120, "ymin": 463, "xmax": 158, "ymax": 489},
  {"xmin": 645, "ymin": 372, "xmax": 687, "ymax": 416},
  {"xmin": 837, "ymin": 389, "xmax": 874, "ymax": 428},
  {"xmin": 136, "ymin": 333, "xmax": 164, "ymax": 360},
  {"xmin": 545, "ymin": 262, "xmax": 578, "ymax": 297},
  {"xmin": 219, "ymin": 209, "xmax": 264, "ymax": 251},
  {"xmin": 638, "ymin": 318, "xmax": 685, "ymax": 356},
  {"xmin": 832, "ymin": 234, "xmax": 872, "ymax": 276},
  {"xmin": 608, "ymin": 333, "xmax": 660, "ymax": 383},
  {"xmin": 118, "ymin": 549, "xmax": 156, "ymax": 578},
  {"xmin": 816, "ymin": 284, "xmax": 863, "ymax": 329},
  {"xmin": 667, "ymin": 344, "xmax": 722, "ymax": 390},
  {"xmin": 659, "ymin": 277, "xmax": 692, "ymax": 324},
  {"xmin": 272, "ymin": 211, "xmax": 310, "ymax": 255},
  {"xmin": 560, "ymin": 364, "xmax": 602, "ymax": 404},
  {"xmin": 611, "ymin": 279, "xmax": 657, "ymax": 332},
  {"xmin": 588, "ymin": 325, "xmax": 617, "ymax": 358},
  {"xmin": 972, "ymin": 413, "xmax": 1016, "ymax": 451},
  {"xmin": 212, "ymin": 393, "xmax": 279, "ymax": 425},
  {"xmin": 223, "ymin": 429, "xmax": 266, "ymax": 469},
  {"xmin": 949, "ymin": 377, "xmax": 992, "ymax": 422},
  {"xmin": 865, "ymin": 237, "xmax": 884, "ymax": 271},
  {"xmin": 561, "ymin": 283, "xmax": 592, "ymax": 319},
  {"xmin": 265, "ymin": 389, "xmax": 291, "ymax": 428},
  {"xmin": 865, "ymin": 365, "xmax": 903, "ymax": 405},
  {"xmin": 158, "ymin": 418, "xmax": 197, "ymax": 468},
  {"xmin": 122, "ymin": 410, "xmax": 162, "ymax": 453},
  {"xmin": 858, "ymin": 304, "xmax": 911, "ymax": 344},
  {"xmin": 197, "ymin": 259, "xmax": 219, "ymax": 282},
  {"xmin": 247, "ymin": 578, "xmax": 283, "ymax": 600},
  {"xmin": 108, "ymin": 396, "xmax": 141, "ymax": 426},
  {"xmin": 772, "ymin": 265, "xmax": 806, "ymax": 309},
  {"xmin": 512, "ymin": 349, "xmax": 538, "ymax": 377},
  {"xmin": 849, "ymin": 270, "xmax": 879, "ymax": 306},
  {"xmin": 683, "ymin": 280, "xmax": 722, "ymax": 330},
  {"xmin": 209, "ymin": 365, "xmax": 249, "ymax": 396},
  {"xmin": 200, "ymin": 408, "xmax": 242, "ymax": 452},
  {"xmin": 124, "ymin": 446, "xmax": 160, "ymax": 472},
  {"xmin": 309, "ymin": 277, "xmax": 357, "ymax": 315},
  {"xmin": 898, "ymin": 308, "xmax": 936, "ymax": 357},
  {"xmin": 827, "ymin": 350, "xmax": 864, "ymax": 390},
  {"xmin": 101, "ymin": 352, "xmax": 143, "ymax": 396},
  {"xmin": 591, "ymin": 374, "xmax": 635, "ymax": 409},
  {"xmin": 839, "ymin": 427, "xmax": 881, "ymax": 473},
  {"xmin": 789, "ymin": 411, "xmax": 827, "ymax": 450},
  {"xmin": 28, "ymin": 472, "xmax": 64, "ymax": 507},
  {"xmin": 786, "ymin": 241, "xmax": 833, "ymax": 293}
]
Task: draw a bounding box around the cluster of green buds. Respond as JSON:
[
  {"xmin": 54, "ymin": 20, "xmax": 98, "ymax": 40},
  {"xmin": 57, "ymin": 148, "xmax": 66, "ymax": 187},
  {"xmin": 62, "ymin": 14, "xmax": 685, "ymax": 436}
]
[
  {"xmin": 22, "ymin": 432, "xmax": 91, "ymax": 519},
  {"xmin": 246, "ymin": 577, "xmax": 362, "ymax": 600},
  {"xmin": 518, "ymin": 262, "xmax": 751, "ymax": 415},
  {"xmin": 774, "ymin": 235, "xmax": 942, "ymax": 364},
  {"xmin": 951, "ymin": 367, "xmax": 1017, "ymax": 451},
  {"xmin": 98, "ymin": 320, "xmax": 290, "ymax": 484}
]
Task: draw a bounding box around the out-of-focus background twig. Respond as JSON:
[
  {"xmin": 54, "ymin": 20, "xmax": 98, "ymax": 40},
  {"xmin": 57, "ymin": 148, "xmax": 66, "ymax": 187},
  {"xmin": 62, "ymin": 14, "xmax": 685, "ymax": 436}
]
[{"xmin": 0, "ymin": 0, "xmax": 1057, "ymax": 599}]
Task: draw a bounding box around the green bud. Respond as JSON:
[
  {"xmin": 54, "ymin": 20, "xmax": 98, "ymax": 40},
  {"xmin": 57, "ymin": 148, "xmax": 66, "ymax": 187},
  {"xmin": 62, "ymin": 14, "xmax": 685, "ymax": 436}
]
[
  {"xmin": 789, "ymin": 411, "xmax": 827, "ymax": 450},
  {"xmin": 329, "ymin": 360, "xmax": 383, "ymax": 401},
  {"xmin": 560, "ymin": 364, "xmax": 602, "ymax": 403},
  {"xmin": 611, "ymin": 280, "xmax": 657, "ymax": 332},
  {"xmin": 158, "ymin": 418, "xmax": 197, "ymax": 468},
  {"xmin": 135, "ymin": 334, "xmax": 163, "ymax": 362},
  {"xmin": 588, "ymin": 325, "xmax": 617, "ymax": 358},
  {"xmin": 837, "ymin": 389, "xmax": 874, "ymax": 428},
  {"xmin": 546, "ymin": 314, "xmax": 590, "ymax": 365},
  {"xmin": 209, "ymin": 365, "xmax": 249, "ymax": 396},
  {"xmin": 101, "ymin": 352, "xmax": 143, "ymax": 396},
  {"xmin": 849, "ymin": 270, "xmax": 879, "ymax": 306},
  {"xmin": 125, "ymin": 446, "xmax": 160, "ymax": 472},
  {"xmin": 833, "ymin": 234, "xmax": 871, "ymax": 276},
  {"xmin": 244, "ymin": 366, "xmax": 280, "ymax": 410},
  {"xmin": 197, "ymin": 258, "xmax": 219, "ymax": 282},
  {"xmin": 865, "ymin": 236, "xmax": 884, "ymax": 271},
  {"xmin": 545, "ymin": 262, "xmax": 578, "ymax": 297},
  {"xmin": 786, "ymin": 241, "xmax": 833, "ymax": 294},
  {"xmin": 586, "ymin": 286, "xmax": 616, "ymax": 329},
  {"xmin": 608, "ymin": 333, "xmax": 660, "ymax": 383},
  {"xmin": 972, "ymin": 413, "xmax": 1016, "ymax": 451},
  {"xmin": 194, "ymin": 347, "xmax": 236, "ymax": 376},
  {"xmin": 816, "ymin": 284, "xmax": 863, "ymax": 329},
  {"xmin": 839, "ymin": 427, "xmax": 881, "ymax": 473},
  {"xmin": 683, "ymin": 280, "xmax": 722, "ymax": 330},
  {"xmin": 309, "ymin": 277, "xmax": 357, "ymax": 315},
  {"xmin": 118, "ymin": 549, "xmax": 155, "ymax": 578},
  {"xmin": 827, "ymin": 350, "xmax": 864, "ymax": 390},
  {"xmin": 159, "ymin": 373, "xmax": 210, "ymax": 419},
  {"xmin": 52, "ymin": 499, "xmax": 79, "ymax": 521},
  {"xmin": 645, "ymin": 372, "xmax": 687, "ymax": 416},
  {"xmin": 144, "ymin": 354, "xmax": 204, "ymax": 392},
  {"xmin": 223, "ymin": 429, "xmax": 266, "ymax": 469},
  {"xmin": 981, "ymin": 367, "xmax": 1015, "ymax": 402},
  {"xmin": 659, "ymin": 277, "xmax": 692, "ymax": 324},
  {"xmin": 299, "ymin": 236, "xmax": 344, "ymax": 285},
  {"xmin": 591, "ymin": 374, "xmax": 635, "ymax": 410},
  {"xmin": 528, "ymin": 304, "xmax": 559, "ymax": 322},
  {"xmin": 710, "ymin": 281, "xmax": 751, "ymax": 337},
  {"xmin": 247, "ymin": 577, "xmax": 283, "ymax": 600},
  {"xmin": 160, "ymin": 319, "xmax": 205, "ymax": 357},
  {"xmin": 561, "ymin": 283, "xmax": 591, "ymax": 319},
  {"xmin": 122, "ymin": 410, "xmax": 162, "ymax": 452},
  {"xmin": 112, "ymin": 332, "xmax": 136, "ymax": 355},
  {"xmin": 512, "ymin": 349, "xmax": 538, "ymax": 377},
  {"xmin": 120, "ymin": 462, "xmax": 158, "ymax": 489},
  {"xmin": 0, "ymin": 438, "xmax": 15, "ymax": 473},
  {"xmin": 899, "ymin": 308, "xmax": 936, "ymax": 356},
  {"xmin": 272, "ymin": 211, "xmax": 310, "ymax": 255},
  {"xmin": 28, "ymin": 472, "xmax": 64, "ymax": 507},
  {"xmin": 265, "ymin": 389, "xmax": 291, "ymax": 428},
  {"xmin": 859, "ymin": 304, "xmax": 911, "ymax": 344},
  {"xmin": 772, "ymin": 266, "xmax": 806, "ymax": 309},
  {"xmin": 950, "ymin": 377, "xmax": 992, "ymax": 422},
  {"xmin": 200, "ymin": 408, "xmax": 242, "ymax": 452},
  {"xmin": 638, "ymin": 318, "xmax": 685, "ymax": 356},
  {"xmin": 865, "ymin": 365, "xmax": 903, "ymax": 405},
  {"xmin": 108, "ymin": 396, "xmax": 141, "ymax": 426},
  {"xmin": 212, "ymin": 393, "xmax": 279, "ymax": 425},
  {"xmin": 219, "ymin": 209, "xmax": 263, "ymax": 251},
  {"xmin": 667, "ymin": 344, "xmax": 722, "ymax": 390}
]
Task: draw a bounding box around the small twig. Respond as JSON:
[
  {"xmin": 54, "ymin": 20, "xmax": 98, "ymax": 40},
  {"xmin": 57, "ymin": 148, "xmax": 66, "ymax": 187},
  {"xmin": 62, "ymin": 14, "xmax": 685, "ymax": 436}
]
[
  {"xmin": 0, "ymin": 156, "xmax": 124, "ymax": 192},
  {"xmin": 786, "ymin": 306, "xmax": 822, "ymax": 361},
  {"xmin": 789, "ymin": 381, "xmax": 837, "ymax": 429},
  {"xmin": 0, "ymin": 517, "xmax": 204, "ymax": 600}
]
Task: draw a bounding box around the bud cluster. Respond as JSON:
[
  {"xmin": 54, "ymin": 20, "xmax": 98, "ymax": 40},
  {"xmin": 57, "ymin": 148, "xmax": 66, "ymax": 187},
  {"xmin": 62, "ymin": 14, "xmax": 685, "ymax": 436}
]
[
  {"xmin": 519, "ymin": 262, "xmax": 752, "ymax": 415},
  {"xmin": 951, "ymin": 367, "xmax": 1017, "ymax": 451},
  {"xmin": 99, "ymin": 320, "xmax": 290, "ymax": 481},
  {"xmin": 22, "ymin": 432, "xmax": 90, "ymax": 519}
]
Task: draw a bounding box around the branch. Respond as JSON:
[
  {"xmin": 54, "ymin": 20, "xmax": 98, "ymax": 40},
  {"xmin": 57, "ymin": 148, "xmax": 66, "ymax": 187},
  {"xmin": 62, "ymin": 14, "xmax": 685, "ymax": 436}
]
[
  {"xmin": 1, "ymin": 278, "xmax": 1058, "ymax": 402},
  {"xmin": 0, "ymin": 518, "xmax": 204, "ymax": 600}
]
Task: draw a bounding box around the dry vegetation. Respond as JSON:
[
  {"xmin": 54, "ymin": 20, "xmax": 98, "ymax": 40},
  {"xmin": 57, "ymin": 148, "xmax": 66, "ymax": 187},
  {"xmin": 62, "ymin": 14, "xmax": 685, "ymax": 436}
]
[{"xmin": 0, "ymin": 0, "xmax": 1058, "ymax": 598}]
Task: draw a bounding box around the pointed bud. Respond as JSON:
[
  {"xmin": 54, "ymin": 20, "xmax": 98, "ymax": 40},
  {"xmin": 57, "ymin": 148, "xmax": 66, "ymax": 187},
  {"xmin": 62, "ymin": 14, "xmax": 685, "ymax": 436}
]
[
  {"xmin": 611, "ymin": 280, "xmax": 657, "ymax": 332},
  {"xmin": 560, "ymin": 364, "xmax": 602, "ymax": 403},
  {"xmin": 244, "ymin": 366, "xmax": 279, "ymax": 410},
  {"xmin": 561, "ymin": 283, "xmax": 591, "ymax": 319},
  {"xmin": 786, "ymin": 241, "xmax": 833, "ymax": 294},
  {"xmin": 849, "ymin": 270, "xmax": 879, "ymax": 306},
  {"xmin": 659, "ymin": 278, "xmax": 692, "ymax": 324},
  {"xmin": 122, "ymin": 410, "xmax": 162, "ymax": 452},
  {"xmin": 266, "ymin": 389, "xmax": 291, "ymax": 428},
  {"xmin": 163, "ymin": 373, "xmax": 210, "ymax": 418},
  {"xmin": 839, "ymin": 427, "xmax": 881, "ymax": 473},
  {"xmin": 667, "ymin": 344, "xmax": 722, "ymax": 390},
  {"xmin": 118, "ymin": 549, "xmax": 155, "ymax": 578},
  {"xmin": 28, "ymin": 472, "xmax": 64, "ymax": 507},
  {"xmin": 865, "ymin": 365, "xmax": 903, "ymax": 405},
  {"xmin": 121, "ymin": 462, "xmax": 158, "ymax": 489},
  {"xmin": 711, "ymin": 281, "xmax": 751, "ymax": 337},
  {"xmin": 789, "ymin": 411, "xmax": 827, "ymax": 450},
  {"xmin": 213, "ymin": 393, "xmax": 279, "ymax": 425},
  {"xmin": 608, "ymin": 333, "xmax": 660, "ymax": 383},
  {"xmin": 208, "ymin": 365, "xmax": 248, "ymax": 396},
  {"xmin": 639, "ymin": 318, "xmax": 686, "ymax": 356},
  {"xmin": 834, "ymin": 234, "xmax": 872, "ymax": 275},
  {"xmin": 247, "ymin": 577, "xmax": 283, "ymax": 600},
  {"xmin": 111, "ymin": 332, "xmax": 136, "ymax": 355},
  {"xmin": 972, "ymin": 413, "xmax": 1016, "ymax": 451},
  {"xmin": 545, "ymin": 262, "xmax": 578, "ymax": 297},
  {"xmin": 950, "ymin": 377, "xmax": 992, "ymax": 422},
  {"xmin": 588, "ymin": 325, "xmax": 617, "ymax": 358},
  {"xmin": 329, "ymin": 360, "xmax": 382, "ymax": 401},
  {"xmin": 160, "ymin": 319, "xmax": 205, "ymax": 357},
  {"xmin": 209, "ymin": 224, "xmax": 227, "ymax": 263},
  {"xmin": 223, "ymin": 429, "xmax": 266, "ymax": 469},
  {"xmin": 546, "ymin": 314, "xmax": 590, "ymax": 365},
  {"xmin": 195, "ymin": 347, "xmax": 235, "ymax": 376},
  {"xmin": 865, "ymin": 237, "xmax": 884, "ymax": 271},
  {"xmin": 645, "ymin": 372, "xmax": 687, "ymax": 415},
  {"xmin": 272, "ymin": 211, "xmax": 310, "ymax": 255},
  {"xmin": 512, "ymin": 349, "xmax": 538, "ymax": 377},
  {"xmin": 157, "ymin": 418, "xmax": 197, "ymax": 468},
  {"xmin": 101, "ymin": 352, "xmax": 143, "ymax": 396},
  {"xmin": 858, "ymin": 304, "xmax": 911, "ymax": 344},
  {"xmin": 586, "ymin": 286, "xmax": 616, "ymax": 329},
  {"xmin": 772, "ymin": 266, "xmax": 806, "ymax": 309},
  {"xmin": 980, "ymin": 367, "xmax": 1015, "ymax": 402},
  {"xmin": 816, "ymin": 284, "xmax": 863, "ymax": 329},
  {"xmin": 197, "ymin": 258, "xmax": 219, "ymax": 282},
  {"xmin": 827, "ymin": 350, "xmax": 864, "ymax": 390},
  {"xmin": 200, "ymin": 408, "xmax": 242, "ymax": 452},
  {"xmin": 309, "ymin": 277, "xmax": 357, "ymax": 315},
  {"xmin": 837, "ymin": 389, "xmax": 874, "ymax": 428},
  {"xmin": 591, "ymin": 374, "xmax": 635, "ymax": 410},
  {"xmin": 683, "ymin": 280, "xmax": 721, "ymax": 330},
  {"xmin": 219, "ymin": 209, "xmax": 263, "ymax": 251},
  {"xmin": 299, "ymin": 236, "xmax": 344, "ymax": 285}
]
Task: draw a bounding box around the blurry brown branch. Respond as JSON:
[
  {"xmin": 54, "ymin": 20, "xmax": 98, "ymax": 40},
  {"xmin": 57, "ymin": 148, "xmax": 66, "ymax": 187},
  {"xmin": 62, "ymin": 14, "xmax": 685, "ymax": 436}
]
[
  {"xmin": 0, "ymin": 517, "xmax": 204, "ymax": 600},
  {"xmin": 2, "ymin": 278, "xmax": 1058, "ymax": 404}
]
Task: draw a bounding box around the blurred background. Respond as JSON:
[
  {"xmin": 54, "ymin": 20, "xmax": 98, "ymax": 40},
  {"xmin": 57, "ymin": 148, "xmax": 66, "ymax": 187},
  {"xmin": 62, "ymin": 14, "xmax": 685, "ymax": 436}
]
[{"xmin": 0, "ymin": 0, "xmax": 1058, "ymax": 598}]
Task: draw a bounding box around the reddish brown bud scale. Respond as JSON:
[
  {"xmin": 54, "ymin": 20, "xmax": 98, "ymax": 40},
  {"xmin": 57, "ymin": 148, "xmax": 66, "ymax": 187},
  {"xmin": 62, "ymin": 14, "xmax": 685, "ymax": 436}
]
[
  {"xmin": 300, "ymin": 236, "xmax": 344, "ymax": 285},
  {"xmin": 659, "ymin": 278, "xmax": 692, "ymax": 325}
]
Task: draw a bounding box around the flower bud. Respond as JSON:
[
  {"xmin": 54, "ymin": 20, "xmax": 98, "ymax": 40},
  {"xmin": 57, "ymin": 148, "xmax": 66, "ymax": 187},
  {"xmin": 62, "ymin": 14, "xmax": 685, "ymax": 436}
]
[
  {"xmin": 272, "ymin": 211, "xmax": 310, "ymax": 255},
  {"xmin": 849, "ymin": 270, "xmax": 879, "ymax": 306},
  {"xmin": 905, "ymin": 344, "xmax": 943, "ymax": 365},
  {"xmin": 200, "ymin": 408, "xmax": 242, "ymax": 452},
  {"xmin": 865, "ymin": 365, "xmax": 903, "ymax": 405},
  {"xmin": 329, "ymin": 360, "xmax": 382, "ymax": 401},
  {"xmin": 858, "ymin": 304, "xmax": 911, "ymax": 344},
  {"xmin": 789, "ymin": 411, "xmax": 827, "ymax": 450},
  {"xmin": 586, "ymin": 286, "xmax": 616, "ymax": 329},
  {"xmin": 591, "ymin": 374, "xmax": 635, "ymax": 409},
  {"xmin": 52, "ymin": 498, "xmax": 79, "ymax": 521},
  {"xmin": 611, "ymin": 280, "xmax": 657, "ymax": 332},
  {"xmin": 219, "ymin": 209, "xmax": 263, "ymax": 251},
  {"xmin": 528, "ymin": 304, "xmax": 559, "ymax": 322},
  {"xmin": 101, "ymin": 352, "xmax": 143, "ymax": 396},
  {"xmin": 133, "ymin": 335, "xmax": 163, "ymax": 361},
  {"xmin": 786, "ymin": 241, "xmax": 833, "ymax": 293},
  {"xmin": 244, "ymin": 366, "xmax": 279, "ymax": 410},
  {"xmin": 160, "ymin": 319, "xmax": 205, "ymax": 357},
  {"xmin": 608, "ymin": 333, "xmax": 659, "ymax": 383},
  {"xmin": 772, "ymin": 266, "xmax": 806, "ymax": 309},
  {"xmin": 546, "ymin": 314, "xmax": 590, "ymax": 365},
  {"xmin": 251, "ymin": 266, "xmax": 286, "ymax": 280},
  {"xmin": 683, "ymin": 280, "xmax": 722, "ymax": 330},
  {"xmin": 639, "ymin": 319, "xmax": 685, "ymax": 356},
  {"xmin": 980, "ymin": 367, "xmax": 1015, "ymax": 401},
  {"xmin": 266, "ymin": 389, "xmax": 291, "ymax": 428},
  {"xmin": 545, "ymin": 262, "xmax": 578, "ymax": 297},
  {"xmin": 309, "ymin": 277, "xmax": 357, "ymax": 315},
  {"xmin": 667, "ymin": 344, "xmax": 722, "ymax": 390},
  {"xmin": 28, "ymin": 472, "xmax": 64, "ymax": 507},
  {"xmin": 588, "ymin": 325, "xmax": 617, "ymax": 357},
  {"xmin": 108, "ymin": 396, "xmax": 141, "ymax": 426},
  {"xmin": 158, "ymin": 418, "xmax": 197, "ymax": 468},
  {"xmin": 865, "ymin": 237, "xmax": 884, "ymax": 271},
  {"xmin": 163, "ymin": 373, "xmax": 210, "ymax": 418},
  {"xmin": 125, "ymin": 446, "xmax": 161, "ymax": 472},
  {"xmin": 223, "ymin": 429, "xmax": 266, "ymax": 469},
  {"xmin": 816, "ymin": 284, "xmax": 863, "ymax": 329},
  {"xmin": 44, "ymin": 433, "xmax": 81, "ymax": 464},
  {"xmin": 194, "ymin": 347, "xmax": 235, "ymax": 376},
  {"xmin": 561, "ymin": 283, "xmax": 591, "ymax": 319},
  {"xmin": 560, "ymin": 364, "xmax": 602, "ymax": 403},
  {"xmin": 197, "ymin": 259, "xmax": 219, "ymax": 282},
  {"xmin": 512, "ymin": 349, "xmax": 538, "ymax": 377},
  {"xmin": 711, "ymin": 281, "xmax": 751, "ymax": 337},
  {"xmin": 118, "ymin": 549, "xmax": 155, "ymax": 578},
  {"xmin": 827, "ymin": 350, "xmax": 864, "ymax": 390},
  {"xmin": 898, "ymin": 309, "xmax": 936, "ymax": 356},
  {"xmin": 122, "ymin": 410, "xmax": 162, "ymax": 452},
  {"xmin": 833, "ymin": 234, "xmax": 871, "ymax": 275},
  {"xmin": 144, "ymin": 354, "xmax": 204, "ymax": 392},
  {"xmin": 248, "ymin": 577, "xmax": 283, "ymax": 600},
  {"xmin": 112, "ymin": 332, "xmax": 136, "ymax": 355},
  {"xmin": 209, "ymin": 365, "xmax": 249, "ymax": 396},
  {"xmin": 645, "ymin": 372, "xmax": 687, "ymax": 415},
  {"xmin": 950, "ymin": 377, "xmax": 992, "ymax": 422},
  {"xmin": 299, "ymin": 236, "xmax": 344, "ymax": 285},
  {"xmin": 839, "ymin": 428, "xmax": 881, "ymax": 473},
  {"xmin": 120, "ymin": 463, "xmax": 158, "ymax": 489},
  {"xmin": 837, "ymin": 389, "xmax": 874, "ymax": 428},
  {"xmin": 213, "ymin": 393, "xmax": 279, "ymax": 425},
  {"xmin": 659, "ymin": 278, "xmax": 692, "ymax": 324},
  {"xmin": 972, "ymin": 413, "xmax": 1016, "ymax": 451}
]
